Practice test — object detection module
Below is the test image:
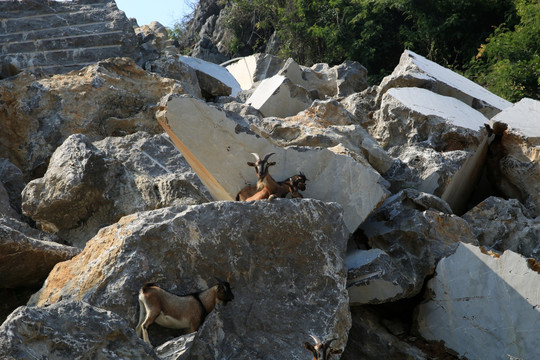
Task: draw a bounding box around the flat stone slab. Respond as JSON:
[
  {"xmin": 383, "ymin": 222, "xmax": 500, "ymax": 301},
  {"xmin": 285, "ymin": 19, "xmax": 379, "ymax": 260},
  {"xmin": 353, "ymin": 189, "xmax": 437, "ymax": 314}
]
[
  {"xmin": 491, "ymin": 97, "xmax": 540, "ymax": 143},
  {"xmin": 416, "ymin": 242, "xmax": 540, "ymax": 360},
  {"xmin": 379, "ymin": 50, "xmax": 512, "ymax": 118},
  {"xmin": 157, "ymin": 95, "xmax": 390, "ymax": 231}
]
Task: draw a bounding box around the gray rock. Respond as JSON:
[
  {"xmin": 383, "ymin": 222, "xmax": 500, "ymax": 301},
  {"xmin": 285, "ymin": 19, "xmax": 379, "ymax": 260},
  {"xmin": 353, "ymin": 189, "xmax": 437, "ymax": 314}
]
[
  {"xmin": 0, "ymin": 159, "xmax": 26, "ymax": 217},
  {"xmin": 416, "ymin": 242, "xmax": 540, "ymax": 360},
  {"xmin": 22, "ymin": 132, "xmax": 209, "ymax": 248},
  {"xmin": 0, "ymin": 300, "xmax": 158, "ymax": 360},
  {"xmin": 377, "ymin": 50, "xmax": 511, "ymax": 118},
  {"xmin": 341, "ymin": 307, "xmax": 428, "ymax": 360},
  {"xmin": 28, "ymin": 200, "xmax": 351, "ymax": 359},
  {"xmin": 0, "ymin": 57, "xmax": 185, "ymax": 179},
  {"xmin": 462, "ymin": 196, "xmax": 540, "ymax": 259},
  {"xmin": 157, "ymin": 95, "xmax": 390, "ymax": 232},
  {"xmin": 0, "ymin": 216, "xmax": 79, "ymax": 289},
  {"xmin": 358, "ymin": 189, "xmax": 478, "ymax": 300},
  {"xmin": 144, "ymin": 56, "xmax": 203, "ymax": 98}
]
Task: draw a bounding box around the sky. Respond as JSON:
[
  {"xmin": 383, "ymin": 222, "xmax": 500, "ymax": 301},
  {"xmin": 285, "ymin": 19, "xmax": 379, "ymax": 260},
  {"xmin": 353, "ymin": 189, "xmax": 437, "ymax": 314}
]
[{"xmin": 115, "ymin": 0, "xmax": 194, "ymax": 28}]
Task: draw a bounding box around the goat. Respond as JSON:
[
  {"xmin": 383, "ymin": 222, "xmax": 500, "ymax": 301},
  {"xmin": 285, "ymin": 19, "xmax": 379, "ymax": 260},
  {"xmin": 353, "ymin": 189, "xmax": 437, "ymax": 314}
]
[
  {"xmin": 304, "ymin": 335, "xmax": 342, "ymax": 360},
  {"xmin": 135, "ymin": 277, "xmax": 234, "ymax": 346},
  {"xmin": 236, "ymin": 152, "xmax": 308, "ymax": 200}
]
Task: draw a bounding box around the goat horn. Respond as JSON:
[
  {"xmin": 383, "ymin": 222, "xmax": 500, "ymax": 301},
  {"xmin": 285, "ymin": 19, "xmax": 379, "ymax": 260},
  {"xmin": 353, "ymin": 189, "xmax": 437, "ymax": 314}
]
[
  {"xmin": 325, "ymin": 338, "xmax": 337, "ymax": 346},
  {"xmin": 263, "ymin": 152, "xmax": 275, "ymax": 161},
  {"xmin": 309, "ymin": 334, "xmax": 321, "ymax": 345},
  {"xmin": 251, "ymin": 153, "xmax": 260, "ymax": 161}
]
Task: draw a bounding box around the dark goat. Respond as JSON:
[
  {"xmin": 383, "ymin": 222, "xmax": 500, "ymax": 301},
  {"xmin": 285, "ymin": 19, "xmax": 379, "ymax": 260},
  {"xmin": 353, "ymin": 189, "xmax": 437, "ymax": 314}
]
[{"xmin": 305, "ymin": 335, "xmax": 342, "ymax": 360}]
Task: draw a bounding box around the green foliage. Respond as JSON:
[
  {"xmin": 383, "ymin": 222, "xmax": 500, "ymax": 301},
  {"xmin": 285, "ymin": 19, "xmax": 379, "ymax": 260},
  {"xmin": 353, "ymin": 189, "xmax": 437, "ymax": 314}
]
[
  {"xmin": 467, "ymin": 0, "xmax": 539, "ymax": 101},
  {"xmin": 212, "ymin": 0, "xmax": 538, "ymax": 99}
]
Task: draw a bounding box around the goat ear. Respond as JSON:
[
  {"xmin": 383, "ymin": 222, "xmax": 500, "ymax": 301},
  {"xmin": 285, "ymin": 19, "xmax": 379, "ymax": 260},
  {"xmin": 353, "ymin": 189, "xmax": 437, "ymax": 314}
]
[
  {"xmin": 267, "ymin": 161, "xmax": 276, "ymax": 167},
  {"xmin": 247, "ymin": 162, "xmax": 256, "ymax": 167},
  {"xmin": 304, "ymin": 342, "xmax": 316, "ymax": 354},
  {"xmin": 330, "ymin": 348, "xmax": 343, "ymax": 355}
]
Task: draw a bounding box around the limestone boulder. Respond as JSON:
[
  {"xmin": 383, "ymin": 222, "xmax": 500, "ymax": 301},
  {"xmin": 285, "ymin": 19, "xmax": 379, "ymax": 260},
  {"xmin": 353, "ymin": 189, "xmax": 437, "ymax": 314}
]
[
  {"xmin": 22, "ymin": 132, "xmax": 209, "ymax": 248},
  {"xmin": 144, "ymin": 56, "xmax": 202, "ymax": 98},
  {"xmin": 246, "ymin": 74, "xmax": 314, "ymax": 118},
  {"xmin": 357, "ymin": 189, "xmax": 478, "ymax": 301},
  {"xmin": 249, "ymin": 99, "xmax": 394, "ymax": 174},
  {"xmin": 0, "ymin": 301, "xmax": 157, "ymax": 360},
  {"xmin": 0, "ymin": 57, "xmax": 185, "ymax": 178},
  {"xmin": 311, "ymin": 60, "xmax": 368, "ymax": 98},
  {"xmin": 346, "ymin": 248, "xmax": 410, "ymax": 305},
  {"xmin": 155, "ymin": 334, "xmax": 196, "ymax": 360},
  {"xmin": 374, "ymin": 87, "xmax": 487, "ymax": 150},
  {"xmin": 157, "ymin": 94, "xmax": 391, "ymax": 232},
  {"xmin": 342, "ymin": 307, "xmax": 428, "ymax": 360},
  {"xmin": 416, "ymin": 242, "xmax": 540, "ymax": 360},
  {"xmin": 0, "ymin": 159, "xmax": 26, "ymax": 217},
  {"xmin": 0, "ymin": 216, "xmax": 79, "ymax": 289},
  {"xmin": 378, "ymin": 50, "xmax": 512, "ymax": 118},
  {"xmin": 0, "ymin": 183, "xmax": 18, "ymax": 219},
  {"xmin": 225, "ymin": 53, "xmax": 286, "ymax": 91},
  {"xmin": 374, "ymin": 87, "xmax": 490, "ymax": 213},
  {"xmin": 28, "ymin": 200, "xmax": 351, "ymax": 359},
  {"xmin": 178, "ymin": 55, "xmax": 241, "ymax": 98},
  {"xmin": 463, "ymin": 196, "xmax": 540, "ymax": 260},
  {"xmin": 488, "ymin": 98, "xmax": 540, "ymax": 216}
]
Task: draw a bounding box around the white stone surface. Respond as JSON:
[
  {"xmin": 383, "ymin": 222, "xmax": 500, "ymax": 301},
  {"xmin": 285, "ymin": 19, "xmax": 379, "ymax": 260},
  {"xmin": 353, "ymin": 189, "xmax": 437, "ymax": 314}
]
[
  {"xmin": 387, "ymin": 87, "xmax": 489, "ymax": 131},
  {"xmin": 491, "ymin": 98, "xmax": 540, "ymax": 140},
  {"xmin": 416, "ymin": 242, "xmax": 540, "ymax": 360},
  {"xmin": 179, "ymin": 55, "xmax": 241, "ymax": 96},
  {"xmin": 225, "ymin": 55, "xmax": 258, "ymax": 90},
  {"xmin": 246, "ymin": 74, "xmax": 313, "ymax": 118},
  {"xmin": 157, "ymin": 95, "xmax": 390, "ymax": 231},
  {"xmin": 379, "ymin": 50, "xmax": 512, "ymax": 118}
]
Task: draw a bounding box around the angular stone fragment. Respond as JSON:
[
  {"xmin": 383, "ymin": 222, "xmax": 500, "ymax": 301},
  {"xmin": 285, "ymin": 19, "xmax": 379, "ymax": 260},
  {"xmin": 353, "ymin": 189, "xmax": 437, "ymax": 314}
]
[
  {"xmin": 359, "ymin": 189, "xmax": 477, "ymax": 300},
  {"xmin": 248, "ymin": 99, "xmax": 394, "ymax": 174},
  {"xmin": 0, "ymin": 57, "xmax": 185, "ymax": 178},
  {"xmin": 157, "ymin": 94, "xmax": 390, "ymax": 231},
  {"xmin": 374, "ymin": 87, "xmax": 490, "ymax": 213},
  {"xmin": 28, "ymin": 200, "xmax": 351, "ymax": 358},
  {"xmin": 225, "ymin": 53, "xmax": 285, "ymax": 90},
  {"xmin": 0, "ymin": 216, "xmax": 79, "ymax": 289},
  {"xmin": 0, "ymin": 301, "xmax": 157, "ymax": 360},
  {"xmin": 246, "ymin": 74, "xmax": 313, "ymax": 118},
  {"xmin": 178, "ymin": 55, "xmax": 241, "ymax": 97},
  {"xmin": 487, "ymin": 98, "xmax": 540, "ymax": 215},
  {"xmin": 416, "ymin": 242, "xmax": 540, "ymax": 360},
  {"xmin": 346, "ymin": 248, "xmax": 410, "ymax": 305},
  {"xmin": 22, "ymin": 132, "xmax": 208, "ymax": 248},
  {"xmin": 462, "ymin": 196, "xmax": 540, "ymax": 260},
  {"xmin": 378, "ymin": 50, "xmax": 511, "ymax": 118}
]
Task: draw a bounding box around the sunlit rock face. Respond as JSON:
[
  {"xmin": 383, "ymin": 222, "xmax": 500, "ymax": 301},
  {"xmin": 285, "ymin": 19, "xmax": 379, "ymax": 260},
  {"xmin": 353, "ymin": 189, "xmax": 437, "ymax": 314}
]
[
  {"xmin": 28, "ymin": 200, "xmax": 351, "ymax": 359},
  {"xmin": 416, "ymin": 242, "xmax": 540, "ymax": 360}
]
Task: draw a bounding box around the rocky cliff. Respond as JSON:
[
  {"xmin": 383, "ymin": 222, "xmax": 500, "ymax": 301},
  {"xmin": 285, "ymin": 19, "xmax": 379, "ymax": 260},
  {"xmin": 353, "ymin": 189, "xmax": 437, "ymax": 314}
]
[{"xmin": 1, "ymin": 2, "xmax": 540, "ymax": 360}]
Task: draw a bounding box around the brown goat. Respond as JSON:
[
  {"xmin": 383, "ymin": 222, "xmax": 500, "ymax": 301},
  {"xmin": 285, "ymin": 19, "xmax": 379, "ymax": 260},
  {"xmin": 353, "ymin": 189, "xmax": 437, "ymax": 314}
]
[
  {"xmin": 136, "ymin": 278, "xmax": 234, "ymax": 346},
  {"xmin": 236, "ymin": 153, "xmax": 308, "ymax": 200},
  {"xmin": 305, "ymin": 335, "xmax": 342, "ymax": 360}
]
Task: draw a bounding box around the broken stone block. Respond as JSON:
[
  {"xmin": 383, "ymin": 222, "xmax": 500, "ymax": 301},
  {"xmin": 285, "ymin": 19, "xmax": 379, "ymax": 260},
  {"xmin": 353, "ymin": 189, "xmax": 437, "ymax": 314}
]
[
  {"xmin": 346, "ymin": 248, "xmax": 411, "ymax": 305},
  {"xmin": 248, "ymin": 99, "xmax": 394, "ymax": 174},
  {"xmin": 246, "ymin": 74, "xmax": 314, "ymax": 118},
  {"xmin": 374, "ymin": 87, "xmax": 489, "ymax": 213},
  {"xmin": 416, "ymin": 242, "xmax": 540, "ymax": 360},
  {"xmin": 225, "ymin": 53, "xmax": 285, "ymax": 91},
  {"xmin": 463, "ymin": 196, "xmax": 540, "ymax": 260},
  {"xmin": 374, "ymin": 87, "xmax": 487, "ymax": 150},
  {"xmin": 359, "ymin": 189, "xmax": 478, "ymax": 300},
  {"xmin": 0, "ymin": 301, "xmax": 157, "ymax": 360},
  {"xmin": 157, "ymin": 94, "xmax": 390, "ymax": 231},
  {"xmin": 178, "ymin": 55, "xmax": 241, "ymax": 98},
  {"xmin": 0, "ymin": 216, "xmax": 79, "ymax": 289},
  {"xmin": 28, "ymin": 200, "xmax": 351, "ymax": 356},
  {"xmin": 378, "ymin": 50, "xmax": 512, "ymax": 118},
  {"xmin": 22, "ymin": 132, "xmax": 208, "ymax": 248},
  {"xmin": 487, "ymin": 98, "xmax": 540, "ymax": 215}
]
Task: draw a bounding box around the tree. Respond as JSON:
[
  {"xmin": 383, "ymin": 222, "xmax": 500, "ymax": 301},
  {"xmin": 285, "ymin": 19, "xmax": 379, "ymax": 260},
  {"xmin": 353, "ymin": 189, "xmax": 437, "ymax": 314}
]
[{"xmin": 466, "ymin": 0, "xmax": 539, "ymax": 101}]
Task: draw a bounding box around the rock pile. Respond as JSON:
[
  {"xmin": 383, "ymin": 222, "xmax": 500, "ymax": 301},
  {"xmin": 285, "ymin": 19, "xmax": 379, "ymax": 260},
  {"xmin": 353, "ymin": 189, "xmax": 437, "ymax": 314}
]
[{"xmin": 1, "ymin": 14, "xmax": 539, "ymax": 359}]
